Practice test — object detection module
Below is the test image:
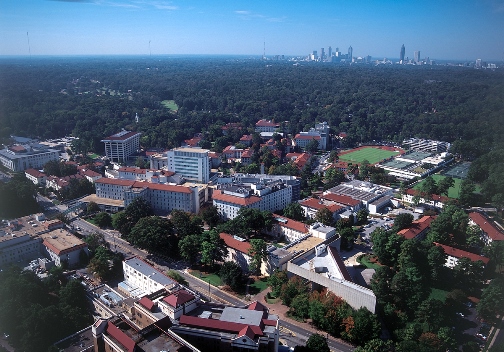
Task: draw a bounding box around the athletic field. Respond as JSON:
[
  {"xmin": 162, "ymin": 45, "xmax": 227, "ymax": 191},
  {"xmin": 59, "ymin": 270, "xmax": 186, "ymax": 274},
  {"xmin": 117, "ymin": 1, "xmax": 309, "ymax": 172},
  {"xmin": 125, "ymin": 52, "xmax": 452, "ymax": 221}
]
[
  {"xmin": 339, "ymin": 146, "xmax": 403, "ymax": 165},
  {"xmin": 161, "ymin": 100, "xmax": 178, "ymax": 111},
  {"xmin": 413, "ymin": 174, "xmax": 462, "ymax": 199}
]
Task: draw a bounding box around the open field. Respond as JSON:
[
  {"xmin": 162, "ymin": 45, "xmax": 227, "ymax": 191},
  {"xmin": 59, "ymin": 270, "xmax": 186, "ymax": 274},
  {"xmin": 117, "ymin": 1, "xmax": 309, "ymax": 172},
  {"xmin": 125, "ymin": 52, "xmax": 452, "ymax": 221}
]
[
  {"xmin": 161, "ymin": 100, "xmax": 179, "ymax": 111},
  {"xmin": 339, "ymin": 146, "xmax": 403, "ymax": 165}
]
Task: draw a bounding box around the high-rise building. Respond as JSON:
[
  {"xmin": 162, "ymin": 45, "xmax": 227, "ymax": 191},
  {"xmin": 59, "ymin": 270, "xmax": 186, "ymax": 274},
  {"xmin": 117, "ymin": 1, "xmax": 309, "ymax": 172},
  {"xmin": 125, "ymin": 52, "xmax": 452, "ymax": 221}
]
[
  {"xmin": 312, "ymin": 50, "xmax": 318, "ymax": 61},
  {"xmin": 414, "ymin": 50, "xmax": 421, "ymax": 63},
  {"xmin": 320, "ymin": 48, "xmax": 325, "ymax": 61},
  {"xmin": 167, "ymin": 147, "xmax": 210, "ymax": 184},
  {"xmin": 101, "ymin": 130, "xmax": 141, "ymax": 163},
  {"xmin": 328, "ymin": 46, "xmax": 332, "ymax": 58},
  {"xmin": 400, "ymin": 44, "xmax": 405, "ymax": 63},
  {"xmin": 348, "ymin": 46, "xmax": 353, "ymax": 61}
]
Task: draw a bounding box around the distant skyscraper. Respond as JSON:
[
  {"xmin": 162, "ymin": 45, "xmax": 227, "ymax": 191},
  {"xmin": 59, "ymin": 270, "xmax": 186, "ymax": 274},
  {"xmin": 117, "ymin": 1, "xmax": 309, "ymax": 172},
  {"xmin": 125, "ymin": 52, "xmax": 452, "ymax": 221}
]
[
  {"xmin": 348, "ymin": 46, "xmax": 353, "ymax": 60},
  {"xmin": 328, "ymin": 46, "xmax": 332, "ymax": 58},
  {"xmin": 414, "ymin": 50, "xmax": 421, "ymax": 63},
  {"xmin": 400, "ymin": 44, "xmax": 405, "ymax": 63},
  {"xmin": 320, "ymin": 48, "xmax": 325, "ymax": 61}
]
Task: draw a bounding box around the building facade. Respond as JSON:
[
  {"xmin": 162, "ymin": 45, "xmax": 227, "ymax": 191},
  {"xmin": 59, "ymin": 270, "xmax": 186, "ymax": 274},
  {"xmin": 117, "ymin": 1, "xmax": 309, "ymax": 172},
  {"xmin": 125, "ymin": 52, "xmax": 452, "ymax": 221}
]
[
  {"xmin": 0, "ymin": 144, "xmax": 59, "ymax": 172},
  {"xmin": 167, "ymin": 147, "xmax": 210, "ymax": 183},
  {"xmin": 101, "ymin": 130, "xmax": 141, "ymax": 163}
]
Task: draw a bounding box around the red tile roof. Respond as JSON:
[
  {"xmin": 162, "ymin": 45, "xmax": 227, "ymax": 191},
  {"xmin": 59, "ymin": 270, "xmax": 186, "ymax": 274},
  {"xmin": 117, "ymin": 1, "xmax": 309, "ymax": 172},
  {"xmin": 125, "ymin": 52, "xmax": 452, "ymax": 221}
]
[
  {"xmin": 163, "ymin": 290, "xmax": 195, "ymax": 308},
  {"xmin": 300, "ymin": 198, "xmax": 343, "ymax": 213},
  {"xmin": 262, "ymin": 319, "xmax": 277, "ymax": 326},
  {"xmin": 238, "ymin": 326, "xmax": 256, "ymax": 340},
  {"xmin": 247, "ymin": 301, "xmax": 267, "ymax": 312},
  {"xmin": 25, "ymin": 168, "xmax": 46, "ymax": 178},
  {"xmin": 106, "ymin": 321, "xmax": 135, "ymax": 352},
  {"xmin": 212, "ymin": 190, "xmax": 261, "ymax": 206},
  {"xmin": 397, "ymin": 215, "xmax": 435, "ymax": 240},
  {"xmin": 321, "ymin": 193, "xmax": 360, "ymax": 206},
  {"xmin": 469, "ymin": 212, "xmax": 504, "ymax": 241},
  {"xmin": 179, "ymin": 315, "xmax": 263, "ymax": 338},
  {"xmin": 256, "ymin": 119, "xmax": 279, "ymax": 127},
  {"xmin": 222, "ymin": 122, "xmax": 242, "ymax": 130},
  {"xmin": 273, "ymin": 214, "xmax": 309, "ymax": 234},
  {"xmin": 133, "ymin": 181, "xmax": 192, "ymax": 194},
  {"xmin": 42, "ymin": 240, "xmax": 87, "ymax": 256},
  {"xmin": 434, "ymin": 242, "xmax": 489, "ymax": 265},
  {"xmin": 240, "ymin": 135, "xmax": 253, "ymax": 141},
  {"xmin": 9, "ymin": 145, "xmax": 26, "ymax": 152},
  {"xmin": 405, "ymin": 189, "xmax": 451, "ymax": 203},
  {"xmin": 138, "ymin": 297, "xmax": 155, "ymax": 311},
  {"xmin": 220, "ymin": 233, "xmax": 251, "ymax": 254},
  {"xmin": 294, "ymin": 134, "xmax": 321, "ymax": 140},
  {"xmin": 96, "ymin": 178, "xmax": 136, "ymax": 186},
  {"xmin": 118, "ymin": 167, "xmax": 147, "ymax": 174}
]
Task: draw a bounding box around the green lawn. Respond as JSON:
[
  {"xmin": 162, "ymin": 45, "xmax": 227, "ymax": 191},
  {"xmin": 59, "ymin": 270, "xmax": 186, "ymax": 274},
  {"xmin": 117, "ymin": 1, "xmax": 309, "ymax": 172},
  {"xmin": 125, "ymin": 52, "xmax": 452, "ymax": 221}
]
[
  {"xmin": 357, "ymin": 254, "xmax": 382, "ymax": 269},
  {"xmin": 339, "ymin": 147, "xmax": 400, "ymax": 164},
  {"xmin": 249, "ymin": 277, "xmax": 269, "ymax": 295},
  {"xmin": 161, "ymin": 100, "xmax": 179, "ymax": 111},
  {"xmin": 87, "ymin": 153, "xmax": 100, "ymax": 159},
  {"xmin": 414, "ymin": 174, "xmax": 462, "ymax": 199},
  {"xmin": 429, "ymin": 288, "xmax": 449, "ymax": 302},
  {"xmin": 190, "ymin": 270, "xmax": 222, "ymax": 286}
]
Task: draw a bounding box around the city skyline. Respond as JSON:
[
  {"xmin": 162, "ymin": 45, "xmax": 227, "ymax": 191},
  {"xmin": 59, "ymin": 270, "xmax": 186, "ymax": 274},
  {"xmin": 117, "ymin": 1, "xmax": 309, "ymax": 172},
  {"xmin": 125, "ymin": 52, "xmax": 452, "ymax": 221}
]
[{"xmin": 0, "ymin": 0, "xmax": 503, "ymax": 60}]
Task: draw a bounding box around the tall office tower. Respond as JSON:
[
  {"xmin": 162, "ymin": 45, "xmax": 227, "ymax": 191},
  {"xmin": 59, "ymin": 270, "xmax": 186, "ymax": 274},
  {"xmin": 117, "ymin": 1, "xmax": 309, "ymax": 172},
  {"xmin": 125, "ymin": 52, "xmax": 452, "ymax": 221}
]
[
  {"xmin": 312, "ymin": 50, "xmax": 318, "ymax": 60},
  {"xmin": 414, "ymin": 50, "xmax": 421, "ymax": 63},
  {"xmin": 320, "ymin": 48, "xmax": 325, "ymax": 61},
  {"xmin": 400, "ymin": 44, "xmax": 405, "ymax": 63},
  {"xmin": 328, "ymin": 46, "xmax": 332, "ymax": 58},
  {"xmin": 348, "ymin": 46, "xmax": 353, "ymax": 60}
]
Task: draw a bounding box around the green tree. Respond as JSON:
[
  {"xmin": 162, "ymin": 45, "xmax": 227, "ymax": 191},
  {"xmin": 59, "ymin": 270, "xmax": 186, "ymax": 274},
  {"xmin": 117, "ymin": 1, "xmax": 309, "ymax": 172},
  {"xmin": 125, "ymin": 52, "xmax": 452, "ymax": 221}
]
[
  {"xmin": 219, "ymin": 261, "xmax": 244, "ymax": 290},
  {"xmin": 437, "ymin": 176, "xmax": 455, "ymax": 197},
  {"xmin": 86, "ymin": 201, "xmax": 100, "ymax": 213},
  {"xmin": 268, "ymin": 270, "xmax": 289, "ymax": 298},
  {"xmin": 314, "ymin": 207, "xmax": 334, "ymax": 226},
  {"xmin": 324, "ymin": 167, "xmax": 346, "ymax": 190},
  {"xmin": 477, "ymin": 276, "xmax": 504, "ymax": 320},
  {"xmin": 200, "ymin": 205, "xmax": 221, "ymax": 228},
  {"xmin": 129, "ymin": 216, "xmax": 176, "ymax": 254},
  {"xmin": 459, "ymin": 179, "xmax": 476, "ymax": 207},
  {"xmin": 305, "ymin": 138, "xmax": 320, "ymax": 153},
  {"xmin": 356, "ymin": 209, "xmax": 369, "ymax": 224},
  {"xmin": 340, "ymin": 227, "xmax": 356, "ymax": 250},
  {"xmin": 200, "ymin": 230, "xmax": 228, "ymax": 267},
  {"xmin": 178, "ymin": 234, "xmax": 201, "ymax": 265},
  {"xmin": 248, "ymin": 239, "xmax": 268, "ymax": 275},
  {"xmin": 113, "ymin": 197, "xmax": 153, "ymax": 237},
  {"xmin": 420, "ymin": 176, "xmax": 437, "ymax": 202},
  {"xmin": 88, "ymin": 246, "xmax": 112, "ymax": 280},
  {"xmin": 393, "ymin": 213, "xmax": 414, "ymax": 231},
  {"xmin": 283, "ymin": 202, "xmax": 305, "ymax": 221},
  {"xmin": 305, "ymin": 333, "xmax": 330, "ymax": 352},
  {"xmin": 83, "ymin": 232, "xmax": 109, "ymax": 254},
  {"xmin": 281, "ymin": 276, "xmax": 308, "ymax": 306},
  {"xmin": 343, "ymin": 307, "xmax": 381, "ymax": 346},
  {"xmin": 94, "ymin": 211, "xmax": 112, "ymax": 228},
  {"xmin": 171, "ymin": 210, "xmax": 203, "ymax": 237},
  {"xmin": 166, "ymin": 270, "xmax": 188, "ymax": 286}
]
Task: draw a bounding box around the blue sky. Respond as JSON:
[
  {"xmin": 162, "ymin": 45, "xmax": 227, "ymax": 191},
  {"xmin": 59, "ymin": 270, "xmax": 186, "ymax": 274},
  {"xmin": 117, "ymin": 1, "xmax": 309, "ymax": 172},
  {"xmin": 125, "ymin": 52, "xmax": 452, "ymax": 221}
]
[{"xmin": 1, "ymin": 0, "xmax": 503, "ymax": 60}]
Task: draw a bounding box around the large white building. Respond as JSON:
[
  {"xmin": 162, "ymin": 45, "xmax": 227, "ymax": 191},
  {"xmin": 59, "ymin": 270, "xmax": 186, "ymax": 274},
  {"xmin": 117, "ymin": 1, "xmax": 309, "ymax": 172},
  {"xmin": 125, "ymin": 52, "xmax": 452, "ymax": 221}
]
[
  {"xmin": 101, "ymin": 130, "xmax": 141, "ymax": 163},
  {"xmin": 93, "ymin": 178, "xmax": 201, "ymax": 214},
  {"xmin": 213, "ymin": 176, "xmax": 299, "ymax": 220},
  {"xmin": 0, "ymin": 144, "xmax": 60, "ymax": 172},
  {"xmin": 167, "ymin": 147, "xmax": 210, "ymax": 184},
  {"xmin": 120, "ymin": 257, "xmax": 177, "ymax": 298}
]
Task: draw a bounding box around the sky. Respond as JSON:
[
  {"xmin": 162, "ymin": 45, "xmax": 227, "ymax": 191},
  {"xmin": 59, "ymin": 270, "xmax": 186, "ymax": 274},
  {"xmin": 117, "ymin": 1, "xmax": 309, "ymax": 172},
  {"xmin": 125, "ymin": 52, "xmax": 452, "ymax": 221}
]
[{"xmin": 0, "ymin": 0, "xmax": 503, "ymax": 60}]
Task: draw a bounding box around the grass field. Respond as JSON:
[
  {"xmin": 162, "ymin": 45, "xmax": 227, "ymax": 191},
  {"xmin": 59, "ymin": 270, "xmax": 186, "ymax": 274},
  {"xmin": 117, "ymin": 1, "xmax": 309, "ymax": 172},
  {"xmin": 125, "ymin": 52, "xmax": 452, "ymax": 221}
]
[
  {"xmin": 249, "ymin": 277, "xmax": 269, "ymax": 295},
  {"xmin": 161, "ymin": 100, "xmax": 179, "ymax": 111},
  {"xmin": 339, "ymin": 146, "xmax": 400, "ymax": 164},
  {"xmin": 414, "ymin": 174, "xmax": 463, "ymax": 199},
  {"xmin": 429, "ymin": 288, "xmax": 449, "ymax": 302},
  {"xmin": 190, "ymin": 270, "xmax": 222, "ymax": 286}
]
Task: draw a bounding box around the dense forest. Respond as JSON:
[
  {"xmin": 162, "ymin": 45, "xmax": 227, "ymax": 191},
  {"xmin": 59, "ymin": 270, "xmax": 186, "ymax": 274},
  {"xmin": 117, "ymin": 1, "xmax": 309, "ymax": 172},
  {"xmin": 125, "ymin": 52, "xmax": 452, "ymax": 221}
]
[{"xmin": 0, "ymin": 56, "xmax": 502, "ymax": 156}]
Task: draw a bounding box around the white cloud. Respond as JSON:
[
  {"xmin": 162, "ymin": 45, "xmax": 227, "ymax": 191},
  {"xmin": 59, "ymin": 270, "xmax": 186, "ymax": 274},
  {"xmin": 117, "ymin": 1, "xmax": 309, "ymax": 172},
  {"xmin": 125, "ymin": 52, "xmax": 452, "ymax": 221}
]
[{"xmin": 234, "ymin": 9, "xmax": 285, "ymax": 22}]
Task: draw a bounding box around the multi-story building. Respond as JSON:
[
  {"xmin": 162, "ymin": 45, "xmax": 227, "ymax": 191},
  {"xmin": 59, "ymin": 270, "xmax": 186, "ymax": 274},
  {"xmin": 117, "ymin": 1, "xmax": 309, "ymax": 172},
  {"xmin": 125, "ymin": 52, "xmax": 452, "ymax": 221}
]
[
  {"xmin": 24, "ymin": 168, "xmax": 47, "ymax": 185},
  {"xmin": 92, "ymin": 178, "xmax": 200, "ymax": 214},
  {"xmin": 40, "ymin": 229, "xmax": 89, "ymax": 268},
  {"xmin": 326, "ymin": 180, "xmax": 394, "ymax": 214},
  {"xmin": 0, "ymin": 144, "xmax": 60, "ymax": 172},
  {"xmin": 120, "ymin": 257, "xmax": 177, "ymax": 298},
  {"xmin": 469, "ymin": 211, "xmax": 504, "ymax": 244},
  {"xmin": 101, "ymin": 130, "xmax": 141, "ymax": 163},
  {"xmin": 255, "ymin": 119, "xmax": 280, "ymax": 133},
  {"xmin": 402, "ymin": 138, "xmax": 450, "ymax": 153},
  {"xmin": 434, "ymin": 242, "xmax": 489, "ymax": 268},
  {"xmin": 397, "ymin": 215, "xmax": 436, "ymax": 240},
  {"xmin": 213, "ymin": 176, "xmax": 299, "ymax": 220},
  {"xmin": 167, "ymin": 147, "xmax": 210, "ymax": 184},
  {"xmin": 414, "ymin": 50, "xmax": 421, "ymax": 63},
  {"xmin": 400, "ymin": 44, "xmax": 405, "ymax": 63}
]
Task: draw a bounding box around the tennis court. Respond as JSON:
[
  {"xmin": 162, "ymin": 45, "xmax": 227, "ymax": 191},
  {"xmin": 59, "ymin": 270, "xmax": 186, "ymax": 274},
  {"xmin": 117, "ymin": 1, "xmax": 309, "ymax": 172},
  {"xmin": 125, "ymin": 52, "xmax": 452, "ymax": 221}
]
[
  {"xmin": 339, "ymin": 146, "xmax": 401, "ymax": 165},
  {"xmin": 382, "ymin": 159, "xmax": 413, "ymax": 169},
  {"xmin": 401, "ymin": 151, "xmax": 432, "ymax": 161},
  {"xmin": 443, "ymin": 162, "xmax": 471, "ymax": 179}
]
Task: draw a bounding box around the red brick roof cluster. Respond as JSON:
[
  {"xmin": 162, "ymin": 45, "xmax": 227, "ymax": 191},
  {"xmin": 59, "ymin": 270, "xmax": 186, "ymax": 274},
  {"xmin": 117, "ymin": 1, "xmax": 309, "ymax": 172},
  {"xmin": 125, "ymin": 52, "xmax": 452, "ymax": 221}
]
[
  {"xmin": 294, "ymin": 134, "xmax": 321, "ymax": 140},
  {"xmin": 434, "ymin": 242, "xmax": 489, "ymax": 265},
  {"xmin": 405, "ymin": 189, "xmax": 451, "ymax": 203},
  {"xmin": 138, "ymin": 297, "xmax": 155, "ymax": 311},
  {"xmin": 300, "ymin": 197, "xmax": 343, "ymax": 213},
  {"xmin": 397, "ymin": 215, "xmax": 436, "ymax": 240},
  {"xmin": 469, "ymin": 212, "xmax": 504, "ymax": 241},
  {"xmin": 95, "ymin": 178, "xmax": 192, "ymax": 193},
  {"xmin": 106, "ymin": 321, "xmax": 135, "ymax": 352},
  {"xmin": 220, "ymin": 232, "xmax": 251, "ymax": 254},
  {"xmin": 255, "ymin": 119, "xmax": 279, "ymax": 127}
]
